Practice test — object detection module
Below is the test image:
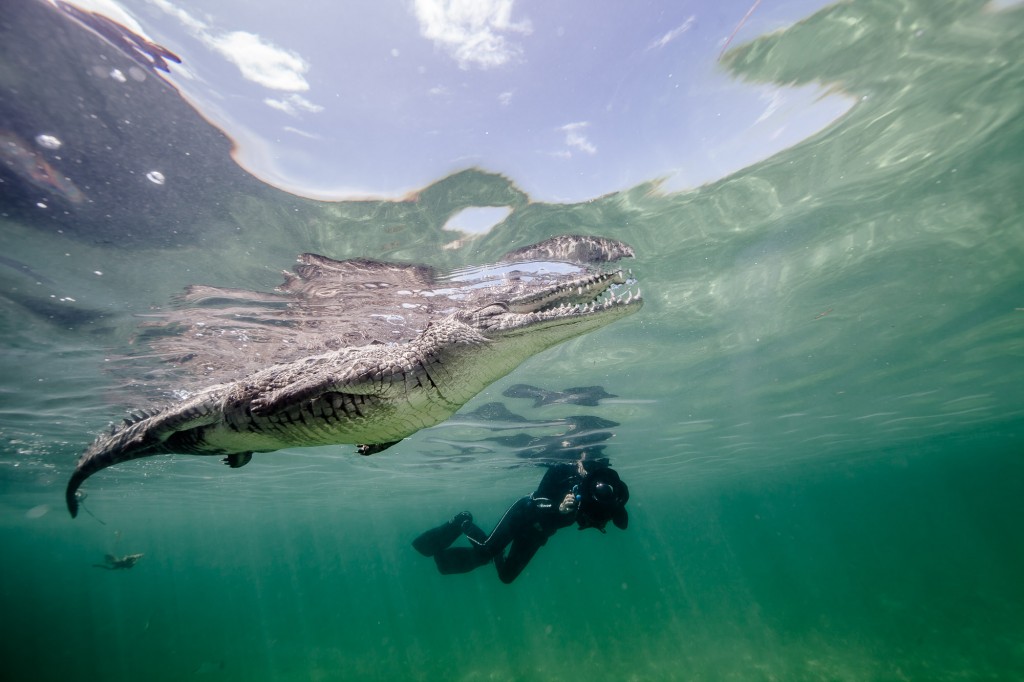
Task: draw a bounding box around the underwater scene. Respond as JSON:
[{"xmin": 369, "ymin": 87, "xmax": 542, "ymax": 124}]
[{"xmin": 2, "ymin": 0, "xmax": 1023, "ymax": 680}]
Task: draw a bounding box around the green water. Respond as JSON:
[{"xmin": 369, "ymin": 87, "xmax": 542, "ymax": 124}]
[{"xmin": 2, "ymin": 0, "xmax": 1023, "ymax": 680}]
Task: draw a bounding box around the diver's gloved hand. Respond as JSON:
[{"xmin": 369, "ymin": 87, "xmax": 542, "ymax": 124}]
[
  {"xmin": 558, "ymin": 492, "xmax": 578, "ymax": 514},
  {"xmin": 450, "ymin": 511, "xmax": 473, "ymax": 530}
]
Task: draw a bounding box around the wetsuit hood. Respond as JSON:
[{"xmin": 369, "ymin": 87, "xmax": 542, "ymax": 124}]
[{"xmin": 576, "ymin": 466, "xmax": 629, "ymax": 531}]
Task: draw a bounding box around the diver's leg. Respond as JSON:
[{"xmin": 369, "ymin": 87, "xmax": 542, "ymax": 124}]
[
  {"xmin": 461, "ymin": 520, "xmax": 488, "ymax": 544},
  {"xmin": 466, "ymin": 496, "xmax": 530, "ymax": 553},
  {"xmin": 412, "ymin": 511, "xmax": 474, "ymax": 557},
  {"xmin": 432, "ymin": 498, "xmax": 530, "ymax": 575},
  {"xmin": 433, "ymin": 546, "xmax": 492, "ymax": 574},
  {"xmin": 494, "ymin": 535, "xmax": 546, "ymax": 584}
]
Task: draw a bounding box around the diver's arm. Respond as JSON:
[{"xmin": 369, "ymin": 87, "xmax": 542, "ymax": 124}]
[{"xmin": 534, "ymin": 463, "xmax": 578, "ymax": 501}]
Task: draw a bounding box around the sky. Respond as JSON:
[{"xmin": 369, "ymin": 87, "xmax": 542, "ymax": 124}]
[{"xmin": 53, "ymin": 0, "xmax": 853, "ymax": 204}]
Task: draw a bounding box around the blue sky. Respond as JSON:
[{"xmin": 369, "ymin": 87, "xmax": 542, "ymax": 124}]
[{"xmin": 58, "ymin": 0, "xmax": 852, "ymax": 203}]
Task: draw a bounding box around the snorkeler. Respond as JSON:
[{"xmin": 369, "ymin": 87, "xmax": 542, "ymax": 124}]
[{"xmin": 412, "ymin": 457, "xmax": 629, "ymax": 584}]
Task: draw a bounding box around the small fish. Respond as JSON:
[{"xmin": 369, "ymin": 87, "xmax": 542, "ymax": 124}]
[{"xmin": 93, "ymin": 553, "xmax": 144, "ymax": 570}]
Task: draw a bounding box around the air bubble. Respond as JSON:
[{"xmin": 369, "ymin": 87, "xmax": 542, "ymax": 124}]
[{"xmin": 35, "ymin": 134, "xmax": 62, "ymax": 150}]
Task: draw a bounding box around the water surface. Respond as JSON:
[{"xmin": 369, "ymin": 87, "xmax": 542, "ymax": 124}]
[{"xmin": 1, "ymin": 0, "xmax": 1023, "ymax": 680}]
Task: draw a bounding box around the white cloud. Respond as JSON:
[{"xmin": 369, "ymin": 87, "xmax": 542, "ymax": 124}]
[
  {"xmin": 561, "ymin": 121, "xmax": 597, "ymax": 155},
  {"xmin": 647, "ymin": 16, "xmax": 695, "ymax": 50},
  {"xmin": 498, "ymin": 90, "xmax": 513, "ymax": 106},
  {"xmin": 64, "ymin": 0, "xmax": 152, "ymax": 35},
  {"xmin": 264, "ymin": 93, "xmax": 324, "ymax": 116},
  {"xmin": 209, "ymin": 31, "xmax": 310, "ymax": 91},
  {"xmin": 413, "ymin": 0, "xmax": 532, "ymax": 69},
  {"xmin": 755, "ymin": 90, "xmax": 784, "ymax": 124},
  {"xmin": 149, "ymin": 0, "xmax": 207, "ymax": 33},
  {"xmin": 152, "ymin": 0, "xmax": 314, "ymax": 94},
  {"xmin": 283, "ymin": 126, "xmax": 321, "ymax": 139}
]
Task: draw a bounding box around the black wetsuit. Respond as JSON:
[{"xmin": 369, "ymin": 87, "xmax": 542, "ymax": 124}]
[{"xmin": 413, "ymin": 463, "xmax": 593, "ymax": 584}]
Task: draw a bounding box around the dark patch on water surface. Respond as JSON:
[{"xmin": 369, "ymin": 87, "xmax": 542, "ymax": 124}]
[
  {"xmin": 0, "ymin": 1, "xmax": 267, "ymax": 246},
  {"xmin": 503, "ymin": 383, "xmax": 618, "ymax": 408},
  {"xmin": 427, "ymin": 386, "xmax": 622, "ymax": 464}
]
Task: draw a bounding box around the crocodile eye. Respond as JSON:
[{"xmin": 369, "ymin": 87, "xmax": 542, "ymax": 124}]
[
  {"xmin": 472, "ymin": 302, "xmax": 510, "ymax": 318},
  {"xmin": 461, "ymin": 302, "xmax": 511, "ymax": 329}
]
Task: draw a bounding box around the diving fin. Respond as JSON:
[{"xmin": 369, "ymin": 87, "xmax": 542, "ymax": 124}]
[{"xmin": 412, "ymin": 521, "xmax": 464, "ymax": 557}]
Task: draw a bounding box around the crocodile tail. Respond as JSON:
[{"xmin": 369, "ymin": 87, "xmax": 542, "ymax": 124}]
[
  {"xmin": 66, "ymin": 468, "xmax": 88, "ymax": 518},
  {"xmin": 65, "ymin": 418, "xmax": 166, "ymax": 518},
  {"xmin": 66, "ymin": 391, "xmax": 225, "ymax": 517},
  {"xmin": 66, "ymin": 425, "xmax": 155, "ymax": 516}
]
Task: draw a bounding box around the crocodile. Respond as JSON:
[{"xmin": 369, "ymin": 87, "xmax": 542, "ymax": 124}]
[{"xmin": 66, "ymin": 236, "xmax": 642, "ymax": 517}]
